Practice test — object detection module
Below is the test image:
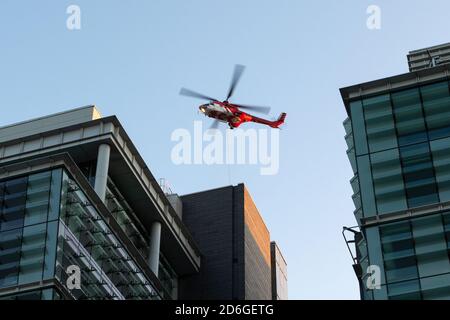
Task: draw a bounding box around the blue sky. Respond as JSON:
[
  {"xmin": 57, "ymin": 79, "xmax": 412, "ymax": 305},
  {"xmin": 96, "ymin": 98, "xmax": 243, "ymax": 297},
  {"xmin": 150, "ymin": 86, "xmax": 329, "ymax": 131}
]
[{"xmin": 1, "ymin": 0, "xmax": 450, "ymax": 299}]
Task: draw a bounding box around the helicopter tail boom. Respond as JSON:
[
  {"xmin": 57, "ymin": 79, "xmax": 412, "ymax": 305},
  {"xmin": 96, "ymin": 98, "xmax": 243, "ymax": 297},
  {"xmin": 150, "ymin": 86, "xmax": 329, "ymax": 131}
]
[
  {"xmin": 269, "ymin": 112, "xmax": 287, "ymax": 128},
  {"xmin": 248, "ymin": 112, "xmax": 286, "ymax": 129}
]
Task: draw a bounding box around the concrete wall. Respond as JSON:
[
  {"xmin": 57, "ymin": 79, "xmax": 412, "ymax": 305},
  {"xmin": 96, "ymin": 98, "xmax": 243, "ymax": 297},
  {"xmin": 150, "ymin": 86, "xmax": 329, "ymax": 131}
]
[
  {"xmin": 0, "ymin": 106, "xmax": 101, "ymax": 143},
  {"xmin": 271, "ymin": 242, "xmax": 288, "ymax": 300},
  {"xmin": 243, "ymin": 187, "xmax": 272, "ymax": 300},
  {"xmin": 167, "ymin": 194, "xmax": 183, "ymax": 220}
]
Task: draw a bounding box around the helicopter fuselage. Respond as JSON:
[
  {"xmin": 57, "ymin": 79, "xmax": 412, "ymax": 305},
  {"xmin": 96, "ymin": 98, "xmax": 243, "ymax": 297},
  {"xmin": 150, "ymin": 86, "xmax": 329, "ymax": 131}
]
[{"xmin": 199, "ymin": 101, "xmax": 285, "ymax": 129}]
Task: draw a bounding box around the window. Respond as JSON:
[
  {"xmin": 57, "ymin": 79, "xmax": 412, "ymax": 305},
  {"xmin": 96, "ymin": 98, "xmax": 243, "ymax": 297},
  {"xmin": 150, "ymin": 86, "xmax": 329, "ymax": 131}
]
[
  {"xmin": 363, "ymin": 94, "xmax": 398, "ymax": 153},
  {"xmin": 387, "ymin": 280, "xmax": 421, "ymax": 300},
  {"xmin": 1, "ymin": 177, "xmax": 27, "ymax": 232},
  {"xmin": 421, "ymin": 81, "xmax": 450, "ymax": 140},
  {"xmin": 411, "ymin": 215, "xmax": 450, "ymax": 279},
  {"xmin": 357, "ymin": 155, "xmax": 377, "ymax": 217},
  {"xmin": 370, "ymin": 149, "xmax": 407, "ymax": 214},
  {"xmin": 381, "ymin": 222, "xmax": 419, "ymax": 284},
  {"xmin": 0, "ymin": 228, "xmax": 22, "ymax": 288},
  {"xmin": 391, "ymin": 88, "xmax": 427, "ymax": 147},
  {"xmin": 400, "ymin": 142, "xmax": 439, "ymax": 207},
  {"xmin": 24, "ymin": 171, "xmax": 52, "ymax": 226},
  {"xmin": 430, "ymin": 137, "xmax": 450, "ymax": 202},
  {"xmin": 350, "ymin": 100, "xmax": 369, "ymax": 156},
  {"xmin": 0, "ymin": 170, "xmax": 61, "ymax": 292},
  {"xmin": 57, "ymin": 171, "xmax": 162, "ymax": 300}
]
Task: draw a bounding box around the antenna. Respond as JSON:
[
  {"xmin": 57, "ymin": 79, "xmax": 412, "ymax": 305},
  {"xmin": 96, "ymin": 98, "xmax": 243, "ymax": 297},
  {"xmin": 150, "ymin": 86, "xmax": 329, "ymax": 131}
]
[{"xmin": 159, "ymin": 178, "xmax": 173, "ymax": 195}]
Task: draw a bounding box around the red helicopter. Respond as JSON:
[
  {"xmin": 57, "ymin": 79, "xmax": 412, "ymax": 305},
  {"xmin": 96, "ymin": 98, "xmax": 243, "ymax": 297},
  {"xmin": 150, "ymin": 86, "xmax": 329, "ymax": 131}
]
[{"xmin": 180, "ymin": 65, "xmax": 286, "ymax": 130}]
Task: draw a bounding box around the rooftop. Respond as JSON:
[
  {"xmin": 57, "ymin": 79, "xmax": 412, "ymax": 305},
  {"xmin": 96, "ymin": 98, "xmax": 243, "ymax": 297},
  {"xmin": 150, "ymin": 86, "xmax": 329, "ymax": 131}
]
[
  {"xmin": 341, "ymin": 42, "xmax": 450, "ymax": 117},
  {"xmin": 0, "ymin": 105, "xmax": 101, "ymax": 143},
  {"xmin": 340, "ymin": 60, "xmax": 450, "ymax": 117}
]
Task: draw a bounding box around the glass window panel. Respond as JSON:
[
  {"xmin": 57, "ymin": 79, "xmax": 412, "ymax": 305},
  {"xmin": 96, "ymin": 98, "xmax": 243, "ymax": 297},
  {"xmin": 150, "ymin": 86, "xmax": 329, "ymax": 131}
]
[
  {"xmin": 382, "ymin": 238, "xmax": 415, "ymax": 260},
  {"xmin": 384, "ymin": 257, "xmax": 418, "ymax": 283},
  {"xmin": 421, "ymin": 273, "xmax": 450, "ymax": 299},
  {"xmin": 371, "ymin": 149, "xmax": 407, "ymax": 214},
  {"xmin": 41, "ymin": 288, "xmax": 54, "ymax": 300},
  {"xmin": 366, "ymin": 227, "xmax": 387, "ymax": 286},
  {"xmin": 53, "ymin": 290, "xmax": 62, "ymax": 300},
  {"xmin": 380, "ymin": 222, "xmax": 419, "ymax": 283},
  {"xmin": 350, "ymin": 175, "xmax": 360, "ymax": 195},
  {"xmin": 357, "ymin": 155, "xmax": 377, "ymax": 217},
  {"xmin": 380, "ymin": 221, "xmax": 412, "ymax": 243},
  {"xmin": 48, "ymin": 169, "xmax": 62, "ymax": 221},
  {"xmin": 363, "ymin": 94, "xmax": 397, "ymax": 153},
  {"xmin": 343, "ymin": 117, "xmax": 352, "ymax": 136},
  {"xmin": 0, "ymin": 171, "xmax": 60, "ymax": 292},
  {"xmin": 412, "ymin": 215, "xmax": 450, "ymax": 278},
  {"xmin": 14, "ymin": 290, "xmax": 42, "ymax": 300},
  {"xmin": 1, "ymin": 177, "xmax": 27, "ymax": 232},
  {"xmin": 24, "ymin": 171, "xmax": 51, "ymax": 226},
  {"xmin": 380, "ymin": 223, "xmax": 415, "ymax": 269},
  {"xmin": 43, "ymin": 221, "xmax": 58, "ymax": 280},
  {"xmin": 0, "ymin": 290, "xmax": 45, "ymax": 300},
  {"xmin": 352, "ymin": 192, "xmax": 361, "ymax": 211},
  {"xmin": 400, "ymin": 142, "xmax": 439, "ymax": 207},
  {"xmin": 0, "ymin": 181, "xmax": 4, "ymax": 206},
  {"xmin": 392, "ymin": 88, "xmax": 427, "ymax": 146},
  {"xmin": 421, "ymin": 81, "xmax": 450, "ymax": 140},
  {"xmin": 18, "ymin": 223, "xmax": 46, "ymax": 285},
  {"xmin": 347, "ymin": 148, "xmax": 357, "ymax": 174},
  {"xmin": 373, "ymin": 284, "xmax": 388, "ymax": 300},
  {"xmin": 354, "ymin": 208, "xmax": 363, "ymax": 225},
  {"xmin": 345, "ymin": 132, "xmax": 354, "ymax": 151},
  {"xmin": 0, "ymin": 228, "xmax": 22, "ymax": 288},
  {"xmin": 362, "ymin": 287, "xmax": 374, "ymax": 300},
  {"xmin": 388, "ymin": 279, "xmax": 421, "ymax": 300},
  {"xmin": 357, "ymin": 235, "xmax": 368, "ymax": 259},
  {"xmin": 430, "ymin": 137, "xmax": 450, "ymax": 202},
  {"xmin": 350, "ymin": 100, "xmax": 369, "ymax": 156}
]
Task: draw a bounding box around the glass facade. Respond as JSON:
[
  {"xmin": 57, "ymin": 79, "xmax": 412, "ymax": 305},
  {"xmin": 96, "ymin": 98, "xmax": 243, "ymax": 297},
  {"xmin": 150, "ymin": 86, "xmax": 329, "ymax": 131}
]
[
  {"xmin": 0, "ymin": 288, "xmax": 61, "ymax": 300},
  {"xmin": 0, "ymin": 168, "xmax": 165, "ymax": 300},
  {"xmin": 359, "ymin": 213, "xmax": 450, "ymax": 300},
  {"xmin": 0, "ymin": 171, "xmax": 60, "ymax": 293},
  {"xmin": 347, "ymin": 79, "xmax": 450, "ymax": 300},
  {"xmin": 81, "ymin": 161, "xmax": 179, "ymax": 297},
  {"xmin": 350, "ymin": 80, "xmax": 450, "ymax": 219}
]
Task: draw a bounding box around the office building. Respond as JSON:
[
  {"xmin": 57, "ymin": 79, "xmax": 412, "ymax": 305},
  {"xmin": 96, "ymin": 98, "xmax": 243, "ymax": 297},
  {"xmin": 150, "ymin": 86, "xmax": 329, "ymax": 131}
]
[
  {"xmin": 271, "ymin": 241, "xmax": 288, "ymax": 300},
  {"xmin": 0, "ymin": 106, "xmax": 200, "ymax": 300},
  {"xmin": 177, "ymin": 185, "xmax": 287, "ymax": 300},
  {"xmin": 341, "ymin": 43, "xmax": 450, "ymax": 299},
  {"xmin": 0, "ymin": 106, "xmax": 285, "ymax": 300}
]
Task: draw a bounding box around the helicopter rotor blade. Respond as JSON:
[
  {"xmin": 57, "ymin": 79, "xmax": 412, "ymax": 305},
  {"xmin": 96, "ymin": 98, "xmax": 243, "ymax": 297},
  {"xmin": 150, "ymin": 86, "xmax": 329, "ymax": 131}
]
[
  {"xmin": 225, "ymin": 64, "xmax": 245, "ymax": 101},
  {"xmin": 208, "ymin": 119, "xmax": 220, "ymax": 130},
  {"xmin": 234, "ymin": 104, "xmax": 271, "ymax": 115},
  {"xmin": 180, "ymin": 88, "xmax": 217, "ymax": 101}
]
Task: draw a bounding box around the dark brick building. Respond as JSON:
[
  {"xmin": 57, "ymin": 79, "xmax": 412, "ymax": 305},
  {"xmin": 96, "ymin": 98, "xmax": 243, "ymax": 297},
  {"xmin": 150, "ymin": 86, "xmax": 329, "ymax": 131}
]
[{"xmin": 178, "ymin": 184, "xmax": 285, "ymax": 300}]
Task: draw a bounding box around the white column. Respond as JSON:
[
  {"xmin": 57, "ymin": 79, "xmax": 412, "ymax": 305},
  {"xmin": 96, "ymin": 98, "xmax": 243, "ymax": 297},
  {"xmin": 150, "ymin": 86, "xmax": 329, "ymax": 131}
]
[
  {"xmin": 149, "ymin": 221, "xmax": 162, "ymax": 276},
  {"xmin": 94, "ymin": 144, "xmax": 111, "ymax": 202}
]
